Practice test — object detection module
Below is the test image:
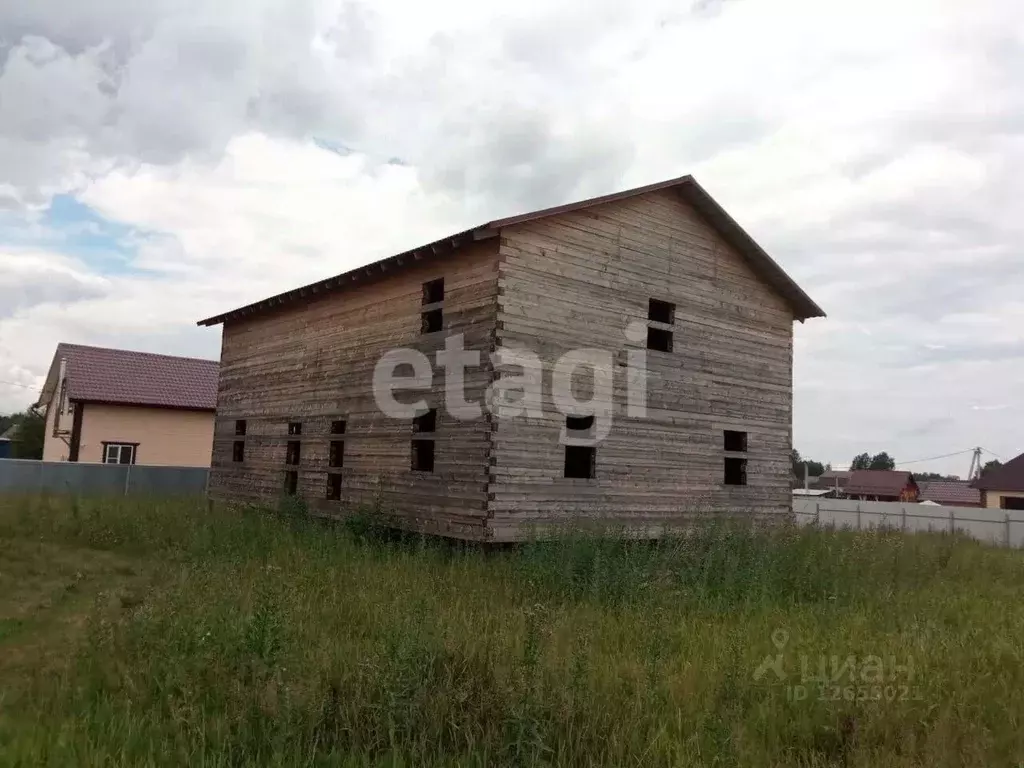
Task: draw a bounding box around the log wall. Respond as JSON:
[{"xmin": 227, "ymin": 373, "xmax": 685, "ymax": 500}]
[
  {"xmin": 486, "ymin": 188, "xmax": 795, "ymax": 540},
  {"xmin": 209, "ymin": 187, "xmax": 800, "ymax": 542},
  {"xmin": 208, "ymin": 238, "xmax": 500, "ymax": 540}
]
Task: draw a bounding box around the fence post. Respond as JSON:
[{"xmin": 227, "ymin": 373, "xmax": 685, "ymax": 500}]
[
  {"xmin": 1006, "ymin": 514, "xmax": 1012, "ymax": 548},
  {"xmin": 124, "ymin": 463, "xmax": 131, "ymax": 496},
  {"xmin": 815, "ymin": 502, "xmax": 820, "ymax": 525},
  {"xmin": 901, "ymin": 506, "xmax": 907, "ymax": 532},
  {"xmin": 857, "ymin": 503, "xmax": 862, "ymax": 531},
  {"xmin": 949, "ymin": 508, "xmax": 955, "ymax": 535}
]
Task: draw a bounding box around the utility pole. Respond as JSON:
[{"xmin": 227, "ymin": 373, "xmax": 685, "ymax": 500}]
[{"xmin": 967, "ymin": 447, "xmax": 984, "ymax": 482}]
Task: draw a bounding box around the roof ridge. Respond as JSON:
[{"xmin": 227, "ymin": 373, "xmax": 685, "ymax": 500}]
[
  {"xmin": 57, "ymin": 342, "xmax": 218, "ymax": 365},
  {"xmin": 849, "ymin": 469, "xmax": 912, "ymax": 474},
  {"xmin": 198, "ymin": 174, "xmax": 825, "ymax": 326}
]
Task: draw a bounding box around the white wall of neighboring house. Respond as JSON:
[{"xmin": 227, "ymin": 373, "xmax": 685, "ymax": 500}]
[
  {"xmin": 984, "ymin": 490, "xmax": 1024, "ymax": 509},
  {"xmin": 76, "ymin": 404, "xmax": 214, "ymax": 467},
  {"xmin": 39, "ymin": 366, "xmax": 215, "ymax": 467}
]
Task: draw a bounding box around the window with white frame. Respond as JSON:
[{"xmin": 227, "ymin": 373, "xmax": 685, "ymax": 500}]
[{"xmin": 103, "ymin": 443, "xmax": 137, "ymax": 465}]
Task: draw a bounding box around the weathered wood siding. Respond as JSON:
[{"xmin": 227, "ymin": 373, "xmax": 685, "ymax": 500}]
[
  {"xmin": 209, "ymin": 238, "xmax": 499, "ymax": 540},
  {"xmin": 487, "ymin": 189, "xmax": 795, "ymax": 540}
]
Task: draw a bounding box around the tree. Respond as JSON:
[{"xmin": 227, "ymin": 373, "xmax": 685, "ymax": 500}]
[
  {"xmin": 791, "ymin": 449, "xmax": 825, "ymax": 482},
  {"xmin": 868, "ymin": 452, "xmax": 895, "ymax": 471},
  {"xmin": 850, "ymin": 453, "xmax": 871, "ymax": 470},
  {"xmin": 850, "ymin": 451, "xmax": 896, "ymax": 471},
  {"xmin": 14, "ymin": 410, "xmax": 44, "ymax": 459},
  {"xmin": 2, "ymin": 409, "xmax": 45, "ymax": 460},
  {"xmin": 916, "ymin": 472, "xmax": 960, "ymax": 482},
  {"xmin": 981, "ymin": 459, "xmax": 1002, "ymax": 476}
]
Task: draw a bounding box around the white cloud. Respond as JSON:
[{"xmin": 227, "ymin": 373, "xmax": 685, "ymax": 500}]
[
  {"xmin": 0, "ymin": 0, "xmax": 1022, "ymax": 476},
  {"xmin": 79, "ymin": 134, "xmax": 471, "ymax": 296}
]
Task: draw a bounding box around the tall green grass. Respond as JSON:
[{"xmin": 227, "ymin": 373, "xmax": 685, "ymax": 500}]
[{"xmin": 1, "ymin": 494, "xmax": 1023, "ymax": 766}]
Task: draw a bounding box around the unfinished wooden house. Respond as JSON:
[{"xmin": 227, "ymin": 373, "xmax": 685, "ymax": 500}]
[{"xmin": 198, "ymin": 175, "xmax": 824, "ymax": 541}]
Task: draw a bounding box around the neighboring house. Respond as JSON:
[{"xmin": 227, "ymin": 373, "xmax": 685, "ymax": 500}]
[
  {"xmin": 198, "ymin": 174, "xmax": 825, "ymax": 541},
  {"xmin": 34, "ymin": 343, "xmax": 219, "ymax": 467},
  {"xmin": 917, "ymin": 480, "xmax": 981, "ymax": 508},
  {"xmin": 812, "ymin": 470, "xmax": 851, "ymax": 492},
  {"xmin": 973, "ymin": 452, "xmax": 1024, "ymax": 510},
  {"xmin": 796, "ymin": 474, "xmax": 821, "ymax": 489},
  {"xmin": 845, "ymin": 470, "xmax": 919, "ymax": 502},
  {"xmin": 793, "ymin": 488, "xmax": 839, "ymax": 499},
  {"xmin": 0, "ymin": 425, "xmax": 14, "ymax": 459}
]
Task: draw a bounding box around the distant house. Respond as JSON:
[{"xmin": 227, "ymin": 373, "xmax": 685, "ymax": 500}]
[
  {"xmin": 845, "ymin": 470, "xmax": 919, "ymax": 502},
  {"xmin": 0, "ymin": 424, "xmax": 15, "ymax": 459},
  {"xmin": 973, "ymin": 452, "xmax": 1024, "ymax": 510},
  {"xmin": 793, "ymin": 473, "xmax": 820, "ymax": 489},
  {"xmin": 792, "ymin": 487, "xmax": 839, "ymax": 499},
  {"xmin": 917, "ymin": 480, "xmax": 981, "ymax": 508},
  {"xmin": 812, "ymin": 470, "xmax": 851, "ymax": 492},
  {"xmin": 34, "ymin": 343, "xmax": 219, "ymax": 467}
]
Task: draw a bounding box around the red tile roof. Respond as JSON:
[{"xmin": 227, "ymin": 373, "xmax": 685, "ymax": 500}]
[
  {"xmin": 812, "ymin": 470, "xmax": 851, "ymax": 490},
  {"xmin": 56, "ymin": 343, "xmax": 218, "ymax": 410},
  {"xmin": 918, "ymin": 480, "xmax": 981, "ymax": 506},
  {"xmin": 846, "ymin": 470, "xmax": 917, "ymax": 497},
  {"xmin": 973, "ymin": 452, "xmax": 1024, "ymax": 493}
]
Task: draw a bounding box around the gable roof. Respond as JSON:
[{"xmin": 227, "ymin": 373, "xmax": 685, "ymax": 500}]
[
  {"xmin": 198, "ymin": 175, "xmax": 825, "ymax": 327},
  {"xmin": 35, "ymin": 343, "xmax": 219, "ymax": 411},
  {"xmin": 846, "ymin": 470, "xmax": 917, "ymax": 497},
  {"xmin": 973, "ymin": 452, "xmax": 1024, "ymax": 493},
  {"xmin": 918, "ymin": 480, "xmax": 981, "ymax": 506}
]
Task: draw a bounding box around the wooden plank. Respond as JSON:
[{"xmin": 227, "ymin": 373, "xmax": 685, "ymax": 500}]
[
  {"xmin": 208, "ymin": 239, "xmax": 500, "ymax": 539},
  {"xmin": 487, "ymin": 188, "xmax": 796, "ymax": 540}
]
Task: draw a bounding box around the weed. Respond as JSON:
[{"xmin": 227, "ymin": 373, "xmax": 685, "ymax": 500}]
[{"xmin": 1, "ymin": 494, "xmax": 1023, "ymax": 766}]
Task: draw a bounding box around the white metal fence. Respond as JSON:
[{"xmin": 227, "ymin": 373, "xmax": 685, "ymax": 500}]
[
  {"xmin": 0, "ymin": 458, "xmax": 209, "ymax": 496},
  {"xmin": 793, "ymin": 498, "xmax": 1024, "ymax": 548}
]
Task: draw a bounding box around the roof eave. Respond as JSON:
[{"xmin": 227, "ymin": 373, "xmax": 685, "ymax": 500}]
[
  {"xmin": 197, "ymin": 174, "xmax": 826, "ymax": 326},
  {"xmin": 197, "ymin": 226, "xmax": 491, "ymax": 327},
  {"xmin": 73, "ymin": 397, "xmax": 217, "ymax": 412},
  {"xmin": 34, "ymin": 345, "xmax": 66, "ymax": 409},
  {"xmin": 675, "ymin": 178, "xmax": 826, "ymax": 321}
]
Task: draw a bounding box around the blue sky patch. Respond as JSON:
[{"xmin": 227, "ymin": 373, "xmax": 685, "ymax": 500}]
[
  {"xmin": 313, "ymin": 137, "xmax": 355, "ymax": 157},
  {"xmin": 0, "ymin": 195, "xmax": 160, "ymax": 276},
  {"xmin": 41, "ymin": 195, "xmax": 138, "ymax": 273}
]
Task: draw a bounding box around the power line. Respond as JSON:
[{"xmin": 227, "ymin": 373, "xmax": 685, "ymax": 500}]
[
  {"xmin": 0, "ymin": 380, "xmax": 39, "ymax": 390},
  {"xmin": 894, "ymin": 449, "xmax": 976, "ymax": 466}
]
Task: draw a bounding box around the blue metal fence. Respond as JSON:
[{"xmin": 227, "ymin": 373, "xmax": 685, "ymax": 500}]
[{"xmin": 0, "ymin": 458, "xmax": 208, "ymax": 496}]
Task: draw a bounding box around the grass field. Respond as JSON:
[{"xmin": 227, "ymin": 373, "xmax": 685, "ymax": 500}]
[{"xmin": 1, "ymin": 495, "xmax": 1023, "ymax": 767}]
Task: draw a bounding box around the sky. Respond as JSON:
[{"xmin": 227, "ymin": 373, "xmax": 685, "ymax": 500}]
[{"xmin": 0, "ymin": 0, "xmax": 1020, "ymax": 476}]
